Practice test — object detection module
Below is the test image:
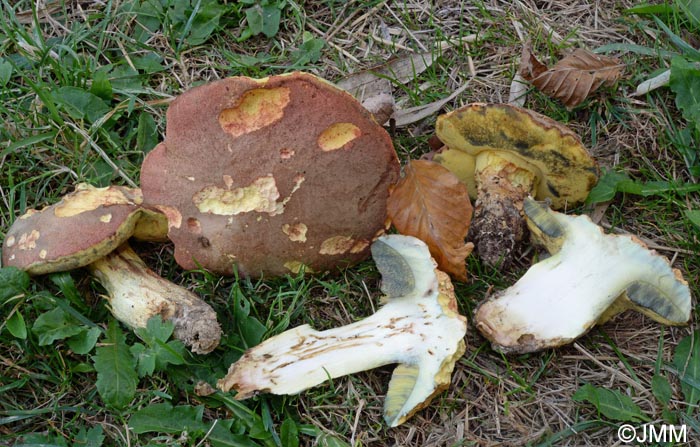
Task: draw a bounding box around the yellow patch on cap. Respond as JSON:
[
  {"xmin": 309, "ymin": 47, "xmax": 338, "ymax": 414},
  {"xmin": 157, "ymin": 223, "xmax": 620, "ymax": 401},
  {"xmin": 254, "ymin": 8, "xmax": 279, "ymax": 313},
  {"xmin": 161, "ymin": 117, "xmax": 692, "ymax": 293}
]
[
  {"xmin": 193, "ymin": 176, "xmax": 281, "ymax": 216},
  {"xmin": 219, "ymin": 87, "xmax": 291, "ymax": 137},
  {"xmin": 54, "ymin": 184, "xmax": 141, "ymax": 217},
  {"xmin": 282, "ymin": 223, "xmax": 308, "ymax": 242},
  {"xmin": 17, "ymin": 230, "xmax": 40, "ymax": 250},
  {"xmin": 100, "ymin": 213, "xmax": 113, "ymax": 223},
  {"xmin": 283, "ymin": 260, "xmax": 314, "ymax": 274},
  {"xmin": 318, "ymin": 123, "xmax": 362, "ymax": 151},
  {"xmin": 39, "ymin": 249, "xmax": 47, "ymax": 259},
  {"xmin": 155, "ymin": 205, "xmax": 183, "ymax": 229},
  {"xmin": 319, "ymin": 235, "xmax": 355, "ymax": 255},
  {"xmin": 350, "ymin": 239, "xmax": 370, "ymax": 254},
  {"xmin": 5, "ymin": 235, "xmax": 15, "ymax": 247}
]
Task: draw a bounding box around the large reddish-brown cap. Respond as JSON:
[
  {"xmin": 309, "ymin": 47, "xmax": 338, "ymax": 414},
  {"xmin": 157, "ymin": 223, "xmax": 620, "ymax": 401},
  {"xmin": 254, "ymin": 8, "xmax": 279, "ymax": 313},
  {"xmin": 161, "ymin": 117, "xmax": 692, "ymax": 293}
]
[
  {"xmin": 140, "ymin": 72, "xmax": 400, "ymax": 277},
  {"xmin": 2, "ymin": 184, "xmax": 146, "ymax": 275}
]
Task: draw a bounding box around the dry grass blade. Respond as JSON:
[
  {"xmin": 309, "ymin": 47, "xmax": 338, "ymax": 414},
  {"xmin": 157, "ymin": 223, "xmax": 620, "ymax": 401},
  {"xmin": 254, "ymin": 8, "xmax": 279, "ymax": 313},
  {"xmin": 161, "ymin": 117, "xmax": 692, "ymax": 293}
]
[
  {"xmin": 520, "ymin": 46, "xmax": 624, "ymax": 108},
  {"xmin": 387, "ymin": 160, "xmax": 474, "ymax": 281}
]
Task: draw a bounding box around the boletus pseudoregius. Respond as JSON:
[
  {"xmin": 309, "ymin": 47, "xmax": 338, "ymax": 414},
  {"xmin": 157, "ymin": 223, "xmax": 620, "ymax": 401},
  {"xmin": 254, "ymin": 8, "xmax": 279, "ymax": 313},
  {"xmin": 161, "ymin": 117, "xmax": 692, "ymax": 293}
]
[
  {"xmin": 2, "ymin": 184, "xmax": 221, "ymax": 354},
  {"xmin": 475, "ymin": 198, "xmax": 691, "ymax": 354},
  {"xmin": 140, "ymin": 72, "xmax": 400, "ymax": 278},
  {"xmin": 218, "ymin": 234, "xmax": 467, "ymax": 427},
  {"xmin": 434, "ymin": 104, "xmax": 599, "ymax": 266}
]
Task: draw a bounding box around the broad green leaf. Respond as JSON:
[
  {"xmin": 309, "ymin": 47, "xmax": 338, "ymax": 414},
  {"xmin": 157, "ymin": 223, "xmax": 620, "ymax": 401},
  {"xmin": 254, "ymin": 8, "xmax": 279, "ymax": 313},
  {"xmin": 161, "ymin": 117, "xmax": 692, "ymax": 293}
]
[
  {"xmin": 141, "ymin": 315, "xmax": 175, "ymax": 342},
  {"xmin": 51, "ymin": 272, "xmax": 88, "ymax": 313},
  {"xmin": 316, "ymin": 434, "xmax": 351, "ymax": 447},
  {"xmin": 572, "ymin": 383, "xmax": 650, "ymax": 422},
  {"xmin": 6, "ymin": 311, "xmax": 27, "ymax": 339},
  {"xmin": 130, "ymin": 342, "xmax": 156, "ymax": 377},
  {"xmin": 109, "ymin": 64, "xmax": 142, "ymax": 92},
  {"xmin": 130, "ymin": 403, "xmax": 261, "ymax": 446},
  {"xmin": 74, "ymin": 425, "xmax": 105, "ymax": 447},
  {"xmin": 260, "ymin": 5, "xmax": 282, "ymax": 38},
  {"xmin": 0, "ymin": 266, "xmax": 30, "ymax": 303},
  {"xmin": 136, "ymin": 112, "xmax": 158, "ymax": 153},
  {"xmin": 670, "ymin": 56, "xmax": 700, "ymax": 133},
  {"xmin": 208, "ymin": 421, "xmax": 264, "ymax": 447},
  {"xmin": 67, "ymin": 327, "xmax": 102, "ymax": 355},
  {"xmin": 32, "ymin": 307, "xmax": 84, "ymax": 345},
  {"xmin": 686, "ymin": 210, "xmax": 700, "ymax": 229},
  {"xmin": 280, "ymin": 418, "xmax": 299, "ymax": 447},
  {"xmin": 52, "ymin": 86, "xmax": 110, "ymax": 123},
  {"xmin": 16, "ymin": 432, "xmax": 69, "ymax": 446},
  {"xmin": 90, "ymin": 70, "xmax": 113, "ymax": 101},
  {"xmin": 651, "ymin": 374, "xmax": 673, "ymax": 405},
  {"xmin": 587, "ymin": 169, "xmax": 700, "ymax": 203},
  {"xmin": 290, "ymin": 38, "xmax": 325, "ymax": 66},
  {"xmin": 232, "ymin": 289, "xmax": 267, "ymax": 348},
  {"xmin": 245, "ymin": 5, "xmax": 265, "ymax": 36},
  {"xmin": 130, "ymin": 403, "xmax": 207, "ymax": 434},
  {"xmin": 93, "ymin": 321, "xmax": 138, "ymax": 409},
  {"xmin": 0, "ymin": 59, "xmax": 12, "ymax": 86},
  {"xmin": 131, "ymin": 317, "xmax": 186, "ymax": 376},
  {"xmin": 673, "ymin": 331, "xmax": 700, "ymax": 407},
  {"xmin": 585, "ymin": 169, "xmax": 628, "ymax": 202},
  {"xmin": 185, "ymin": 0, "xmax": 227, "ymax": 45},
  {"xmin": 127, "ymin": 0, "xmax": 164, "ymax": 43},
  {"xmin": 132, "ymin": 52, "xmax": 165, "ymax": 74}
]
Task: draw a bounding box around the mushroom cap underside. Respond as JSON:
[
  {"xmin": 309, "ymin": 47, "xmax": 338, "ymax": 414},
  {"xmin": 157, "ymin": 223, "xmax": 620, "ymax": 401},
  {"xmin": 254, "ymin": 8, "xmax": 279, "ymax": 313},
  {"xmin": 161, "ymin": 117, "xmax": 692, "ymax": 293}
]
[
  {"xmin": 2, "ymin": 184, "xmax": 146, "ymax": 275},
  {"xmin": 141, "ymin": 72, "xmax": 400, "ymax": 277},
  {"xmin": 434, "ymin": 103, "xmax": 598, "ymax": 208}
]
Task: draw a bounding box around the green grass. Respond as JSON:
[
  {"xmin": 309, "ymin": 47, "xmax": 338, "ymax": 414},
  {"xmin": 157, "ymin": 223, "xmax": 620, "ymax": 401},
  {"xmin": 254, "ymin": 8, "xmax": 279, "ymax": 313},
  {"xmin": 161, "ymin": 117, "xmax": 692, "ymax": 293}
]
[{"xmin": 1, "ymin": 0, "xmax": 700, "ymax": 446}]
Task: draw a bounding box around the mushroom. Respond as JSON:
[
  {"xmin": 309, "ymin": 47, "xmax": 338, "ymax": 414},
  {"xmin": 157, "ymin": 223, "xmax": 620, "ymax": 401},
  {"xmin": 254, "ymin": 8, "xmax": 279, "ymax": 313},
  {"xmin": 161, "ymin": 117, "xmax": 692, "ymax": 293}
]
[
  {"xmin": 474, "ymin": 198, "xmax": 692, "ymax": 354},
  {"xmin": 433, "ymin": 103, "xmax": 598, "ymax": 266},
  {"xmin": 217, "ymin": 234, "xmax": 467, "ymax": 427},
  {"xmin": 140, "ymin": 72, "xmax": 400, "ymax": 278},
  {"xmin": 2, "ymin": 183, "xmax": 221, "ymax": 354}
]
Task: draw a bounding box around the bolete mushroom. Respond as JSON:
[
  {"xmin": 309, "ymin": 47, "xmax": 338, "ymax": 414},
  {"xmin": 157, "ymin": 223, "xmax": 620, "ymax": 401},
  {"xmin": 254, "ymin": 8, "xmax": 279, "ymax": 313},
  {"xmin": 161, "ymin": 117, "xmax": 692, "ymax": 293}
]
[
  {"xmin": 434, "ymin": 103, "xmax": 598, "ymax": 266},
  {"xmin": 217, "ymin": 234, "xmax": 467, "ymax": 427},
  {"xmin": 140, "ymin": 72, "xmax": 400, "ymax": 278},
  {"xmin": 2, "ymin": 183, "xmax": 221, "ymax": 354},
  {"xmin": 474, "ymin": 198, "xmax": 692, "ymax": 354}
]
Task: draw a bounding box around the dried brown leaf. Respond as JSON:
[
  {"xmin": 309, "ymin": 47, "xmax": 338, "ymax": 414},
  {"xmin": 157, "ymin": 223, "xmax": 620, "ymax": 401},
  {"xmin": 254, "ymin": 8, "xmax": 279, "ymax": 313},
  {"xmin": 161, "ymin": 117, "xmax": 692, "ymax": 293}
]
[
  {"xmin": 337, "ymin": 52, "xmax": 437, "ymax": 124},
  {"xmin": 387, "ymin": 160, "xmax": 473, "ymax": 281},
  {"xmin": 520, "ymin": 47, "xmax": 624, "ymax": 109}
]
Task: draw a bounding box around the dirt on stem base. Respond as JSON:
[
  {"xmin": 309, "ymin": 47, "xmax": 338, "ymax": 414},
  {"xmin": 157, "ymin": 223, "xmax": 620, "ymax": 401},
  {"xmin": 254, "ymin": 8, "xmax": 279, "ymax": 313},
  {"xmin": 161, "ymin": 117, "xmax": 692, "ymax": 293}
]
[{"xmin": 471, "ymin": 158, "xmax": 535, "ymax": 267}]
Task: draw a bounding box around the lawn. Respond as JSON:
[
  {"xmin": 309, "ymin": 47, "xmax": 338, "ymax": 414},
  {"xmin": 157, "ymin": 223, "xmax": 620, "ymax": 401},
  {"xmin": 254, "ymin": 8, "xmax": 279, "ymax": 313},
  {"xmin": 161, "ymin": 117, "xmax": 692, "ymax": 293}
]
[{"xmin": 1, "ymin": 0, "xmax": 699, "ymax": 446}]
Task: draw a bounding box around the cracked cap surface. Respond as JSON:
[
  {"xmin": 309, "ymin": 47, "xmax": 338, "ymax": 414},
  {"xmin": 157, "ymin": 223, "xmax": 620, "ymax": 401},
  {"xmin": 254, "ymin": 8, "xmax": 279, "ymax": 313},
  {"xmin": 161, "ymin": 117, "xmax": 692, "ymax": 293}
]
[
  {"xmin": 2, "ymin": 184, "xmax": 145, "ymax": 275},
  {"xmin": 141, "ymin": 72, "xmax": 399, "ymax": 277},
  {"xmin": 435, "ymin": 103, "xmax": 599, "ymax": 208}
]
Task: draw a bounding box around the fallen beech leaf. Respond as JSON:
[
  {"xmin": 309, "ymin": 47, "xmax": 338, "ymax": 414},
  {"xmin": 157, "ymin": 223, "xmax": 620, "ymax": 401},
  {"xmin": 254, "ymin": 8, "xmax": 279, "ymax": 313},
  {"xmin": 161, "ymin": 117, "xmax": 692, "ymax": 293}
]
[
  {"xmin": 387, "ymin": 160, "xmax": 473, "ymax": 281},
  {"xmin": 520, "ymin": 46, "xmax": 624, "ymax": 108}
]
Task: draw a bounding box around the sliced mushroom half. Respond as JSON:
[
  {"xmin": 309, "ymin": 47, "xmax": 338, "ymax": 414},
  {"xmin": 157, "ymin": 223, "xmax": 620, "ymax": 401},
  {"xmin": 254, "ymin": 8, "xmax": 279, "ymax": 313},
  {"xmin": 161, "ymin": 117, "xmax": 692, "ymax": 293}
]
[{"xmin": 474, "ymin": 198, "xmax": 692, "ymax": 354}]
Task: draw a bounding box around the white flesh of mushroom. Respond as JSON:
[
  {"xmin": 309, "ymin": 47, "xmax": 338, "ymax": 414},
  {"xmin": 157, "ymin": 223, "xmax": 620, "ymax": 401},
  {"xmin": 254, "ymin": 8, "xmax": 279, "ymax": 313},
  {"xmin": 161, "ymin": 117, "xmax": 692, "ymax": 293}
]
[
  {"xmin": 475, "ymin": 198, "xmax": 691, "ymax": 354},
  {"xmin": 218, "ymin": 234, "xmax": 467, "ymax": 427}
]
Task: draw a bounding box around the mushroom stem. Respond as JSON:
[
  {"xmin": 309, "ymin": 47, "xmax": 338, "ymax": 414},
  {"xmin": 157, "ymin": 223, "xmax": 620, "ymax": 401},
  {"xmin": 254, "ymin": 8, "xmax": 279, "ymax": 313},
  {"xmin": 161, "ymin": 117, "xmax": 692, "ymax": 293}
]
[
  {"xmin": 471, "ymin": 151, "xmax": 536, "ymax": 266},
  {"xmin": 88, "ymin": 244, "xmax": 221, "ymax": 354},
  {"xmin": 218, "ymin": 235, "xmax": 467, "ymax": 427},
  {"xmin": 475, "ymin": 198, "xmax": 691, "ymax": 354}
]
